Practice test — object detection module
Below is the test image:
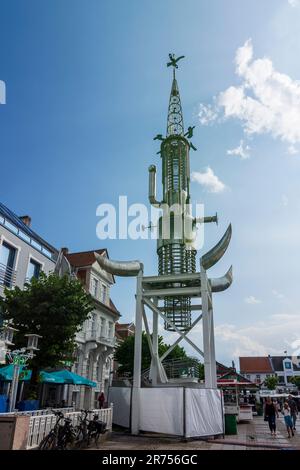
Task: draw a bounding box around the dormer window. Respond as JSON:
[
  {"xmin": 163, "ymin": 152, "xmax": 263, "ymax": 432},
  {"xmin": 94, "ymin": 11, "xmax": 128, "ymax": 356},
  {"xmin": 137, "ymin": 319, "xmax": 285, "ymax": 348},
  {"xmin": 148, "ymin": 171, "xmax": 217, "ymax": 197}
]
[
  {"xmin": 91, "ymin": 277, "xmax": 99, "ymax": 298},
  {"xmin": 284, "ymin": 361, "xmax": 292, "ymax": 370},
  {"xmin": 101, "ymin": 284, "xmax": 107, "ymax": 304}
]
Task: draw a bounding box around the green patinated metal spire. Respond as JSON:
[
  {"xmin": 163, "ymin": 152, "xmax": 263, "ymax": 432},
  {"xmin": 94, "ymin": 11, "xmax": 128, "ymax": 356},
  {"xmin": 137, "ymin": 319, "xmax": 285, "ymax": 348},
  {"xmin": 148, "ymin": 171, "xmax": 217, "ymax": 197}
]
[{"xmin": 166, "ymin": 69, "xmax": 184, "ymax": 137}]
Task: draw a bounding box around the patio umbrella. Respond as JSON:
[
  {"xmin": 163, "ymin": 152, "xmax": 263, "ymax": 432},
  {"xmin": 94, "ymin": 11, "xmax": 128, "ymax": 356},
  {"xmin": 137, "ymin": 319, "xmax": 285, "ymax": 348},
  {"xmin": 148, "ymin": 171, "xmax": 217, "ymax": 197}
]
[
  {"xmin": 0, "ymin": 364, "xmax": 32, "ymax": 381},
  {"xmin": 39, "ymin": 369, "xmax": 96, "ymax": 387}
]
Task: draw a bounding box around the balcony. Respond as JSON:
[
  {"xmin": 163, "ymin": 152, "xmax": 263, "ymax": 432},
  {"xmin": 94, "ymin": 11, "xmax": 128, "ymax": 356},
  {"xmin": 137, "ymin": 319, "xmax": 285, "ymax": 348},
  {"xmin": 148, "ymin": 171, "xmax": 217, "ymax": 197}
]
[
  {"xmin": 100, "ymin": 336, "xmax": 116, "ymax": 347},
  {"xmin": 85, "ymin": 329, "xmax": 116, "ymax": 347},
  {"xmin": 0, "ymin": 263, "xmax": 17, "ymax": 288}
]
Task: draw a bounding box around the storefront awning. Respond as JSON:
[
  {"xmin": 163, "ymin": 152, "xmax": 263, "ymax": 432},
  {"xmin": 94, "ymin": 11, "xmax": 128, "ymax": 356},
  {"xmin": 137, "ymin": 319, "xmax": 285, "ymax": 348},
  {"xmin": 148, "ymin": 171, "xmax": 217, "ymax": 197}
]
[{"xmin": 39, "ymin": 369, "xmax": 96, "ymax": 387}]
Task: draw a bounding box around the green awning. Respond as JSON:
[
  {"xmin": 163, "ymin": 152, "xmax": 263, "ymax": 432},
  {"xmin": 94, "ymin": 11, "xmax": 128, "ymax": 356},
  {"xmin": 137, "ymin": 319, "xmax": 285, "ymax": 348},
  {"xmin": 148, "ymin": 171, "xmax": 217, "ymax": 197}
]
[
  {"xmin": 39, "ymin": 369, "xmax": 96, "ymax": 387},
  {"xmin": 0, "ymin": 365, "xmax": 32, "ymax": 382}
]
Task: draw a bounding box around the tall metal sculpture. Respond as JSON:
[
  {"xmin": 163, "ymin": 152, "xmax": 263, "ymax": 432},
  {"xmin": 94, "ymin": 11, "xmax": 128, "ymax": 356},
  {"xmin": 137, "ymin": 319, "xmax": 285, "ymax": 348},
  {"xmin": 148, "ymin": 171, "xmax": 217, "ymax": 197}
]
[{"xmin": 96, "ymin": 55, "xmax": 233, "ymax": 434}]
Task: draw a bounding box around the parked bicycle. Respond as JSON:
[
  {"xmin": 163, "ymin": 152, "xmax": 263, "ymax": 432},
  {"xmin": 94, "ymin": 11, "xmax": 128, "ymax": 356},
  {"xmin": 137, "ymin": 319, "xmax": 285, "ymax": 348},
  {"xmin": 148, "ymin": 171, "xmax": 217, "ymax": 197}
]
[
  {"xmin": 38, "ymin": 409, "xmax": 107, "ymax": 450},
  {"xmin": 38, "ymin": 410, "xmax": 76, "ymax": 450},
  {"xmin": 74, "ymin": 409, "xmax": 107, "ymax": 448}
]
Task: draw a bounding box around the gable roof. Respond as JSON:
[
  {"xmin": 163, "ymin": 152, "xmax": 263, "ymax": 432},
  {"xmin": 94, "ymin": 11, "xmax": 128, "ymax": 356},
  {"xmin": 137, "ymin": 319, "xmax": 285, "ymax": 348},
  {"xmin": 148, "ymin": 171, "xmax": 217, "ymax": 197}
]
[
  {"xmin": 66, "ymin": 249, "xmax": 107, "ymax": 267},
  {"xmin": 239, "ymin": 356, "xmax": 273, "ymax": 373},
  {"xmin": 218, "ymin": 370, "xmax": 257, "ymax": 385},
  {"xmin": 270, "ymin": 356, "xmax": 300, "ymax": 372}
]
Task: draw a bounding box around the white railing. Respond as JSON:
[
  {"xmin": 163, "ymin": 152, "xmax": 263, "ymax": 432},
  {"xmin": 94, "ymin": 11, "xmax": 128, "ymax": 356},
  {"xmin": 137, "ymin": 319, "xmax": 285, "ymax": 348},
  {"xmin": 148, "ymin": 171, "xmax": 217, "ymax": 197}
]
[
  {"xmin": 0, "ymin": 407, "xmax": 75, "ymax": 417},
  {"xmin": 26, "ymin": 406, "xmax": 113, "ymax": 449}
]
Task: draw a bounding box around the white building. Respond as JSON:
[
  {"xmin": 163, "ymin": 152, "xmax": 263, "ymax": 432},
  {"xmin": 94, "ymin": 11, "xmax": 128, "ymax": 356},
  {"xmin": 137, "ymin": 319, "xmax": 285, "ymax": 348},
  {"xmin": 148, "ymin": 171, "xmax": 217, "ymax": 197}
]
[
  {"xmin": 240, "ymin": 355, "xmax": 300, "ymax": 389},
  {"xmin": 0, "ymin": 202, "xmax": 58, "ymax": 388},
  {"xmin": 65, "ymin": 249, "xmax": 121, "ymax": 409},
  {"xmin": 0, "ymin": 202, "xmax": 57, "ymax": 299}
]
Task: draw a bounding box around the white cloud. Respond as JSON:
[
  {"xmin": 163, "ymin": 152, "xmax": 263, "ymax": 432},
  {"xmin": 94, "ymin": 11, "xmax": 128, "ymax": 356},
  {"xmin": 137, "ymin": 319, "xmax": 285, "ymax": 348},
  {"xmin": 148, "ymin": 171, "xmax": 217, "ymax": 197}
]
[
  {"xmin": 227, "ymin": 140, "xmax": 251, "ymax": 160},
  {"xmin": 198, "ymin": 102, "xmax": 219, "ymax": 125},
  {"xmin": 272, "ymin": 289, "xmax": 285, "ymax": 300},
  {"xmin": 245, "ymin": 296, "xmax": 261, "ymax": 305},
  {"xmin": 191, "ymin": 167, "xmax": 226, "ymax": 193},
  {"xmin": 287, "ymin": 144, "xmax": 298, "ymax": 155},
  {"xmin": 199, "ymin": 39, "xmax": 300, "ymax": 147},
  {"xmin": 288, "ymin": 0, "xmax": 300, "ymax": 7},
  {"xmin": 213, "ymin": 312, "xmax": 300, "ymax": 364}
]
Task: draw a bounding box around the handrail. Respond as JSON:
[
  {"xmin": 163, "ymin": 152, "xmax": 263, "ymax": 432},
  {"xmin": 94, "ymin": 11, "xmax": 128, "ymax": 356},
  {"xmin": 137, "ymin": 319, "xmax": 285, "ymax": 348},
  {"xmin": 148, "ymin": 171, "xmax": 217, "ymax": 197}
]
[{"xmin": 0, "ymin": 262, "xmax": 17, "ymax": 287}]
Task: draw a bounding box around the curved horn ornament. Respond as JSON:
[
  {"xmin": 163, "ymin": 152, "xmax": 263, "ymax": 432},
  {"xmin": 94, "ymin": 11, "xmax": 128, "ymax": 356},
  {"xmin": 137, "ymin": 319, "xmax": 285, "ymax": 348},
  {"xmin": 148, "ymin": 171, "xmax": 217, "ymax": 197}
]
[
  {"xmin": 201, "ymin": 224, "xmax": 232, "ymax": 271},
  {"xmin": 210, "ymin": 266, "xmax": 233, "ymax": 293},
  {"xmin": 95, "ymin": 253, "xmax": 142, "ymax": 277}
]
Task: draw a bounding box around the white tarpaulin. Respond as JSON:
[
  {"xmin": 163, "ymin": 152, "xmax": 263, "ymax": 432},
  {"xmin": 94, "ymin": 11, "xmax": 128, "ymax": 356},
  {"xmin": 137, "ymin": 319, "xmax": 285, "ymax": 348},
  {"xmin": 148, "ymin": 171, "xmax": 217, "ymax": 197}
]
[
  {"xmin": 185, "ymin": 388, "xmax": 224, "ymax": 438},
  {"xmin": 108, "ymin": 387, "xmax": 131, "ymax": 428},
  {"xmin": 140, "ymin": 388, "xmax": 184, "ymax": 436},
  {"xmin": 108, "ymin": 386, "xmax": 224, "ymax": 437}
]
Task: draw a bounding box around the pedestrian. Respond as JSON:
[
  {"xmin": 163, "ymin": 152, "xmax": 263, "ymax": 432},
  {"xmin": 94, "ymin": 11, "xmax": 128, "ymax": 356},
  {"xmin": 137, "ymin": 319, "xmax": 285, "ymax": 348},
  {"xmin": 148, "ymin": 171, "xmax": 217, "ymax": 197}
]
[
  {"xmin": 264, "ymin": 397, "xmax": 279, "ymax": 436},
  {"xmin": 282, "ymin": 402, "xmax": 294, "ymax": 438},
  {"xmin": 288, "ymin": 395, "xmax": 298, "ymax": 431},
  {"xmin": 98, "ymin": 391, "xmax": 105, "ymax": 409}
]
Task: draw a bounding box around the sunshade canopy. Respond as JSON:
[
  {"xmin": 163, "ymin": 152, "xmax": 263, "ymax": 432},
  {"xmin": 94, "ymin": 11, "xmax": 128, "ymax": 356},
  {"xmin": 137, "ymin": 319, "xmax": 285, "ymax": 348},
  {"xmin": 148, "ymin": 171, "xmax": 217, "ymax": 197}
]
[
  {"xmin": 39, "ymin": 369, "xmax": 96, "ymax": 387},
  {"xmin": 0, "ymin": 365, "xmax": 32, "ymax": 382}
]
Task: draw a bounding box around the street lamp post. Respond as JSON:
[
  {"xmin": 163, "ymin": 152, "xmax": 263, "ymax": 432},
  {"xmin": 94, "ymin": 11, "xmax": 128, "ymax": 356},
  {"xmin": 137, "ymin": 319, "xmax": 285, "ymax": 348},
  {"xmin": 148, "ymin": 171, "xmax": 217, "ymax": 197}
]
[{"xmin": 0, "ymin": 325, "xmax": 42, "ymax": 412}]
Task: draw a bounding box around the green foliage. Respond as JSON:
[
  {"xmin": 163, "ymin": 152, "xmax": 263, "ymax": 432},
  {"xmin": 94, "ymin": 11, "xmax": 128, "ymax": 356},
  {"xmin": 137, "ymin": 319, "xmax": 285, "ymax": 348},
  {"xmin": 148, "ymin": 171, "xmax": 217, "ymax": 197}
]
[
  {"xmin": 264, "ymin": 376, "xmax": 278, "ymax": 390},
  {"xmin": 290, "ymin": 376, "xmax": 300, "ymax": 389},
  {"xmin": 114, "ymin": 332, "xmax": 187, "ymax": 375},
  {"xmin": 0, "ymin": 272, "xmax": 94, "ymax": 371},
  {"xmin": 198, "ymin": 362, "xmax": 205, "ymax": 380}
]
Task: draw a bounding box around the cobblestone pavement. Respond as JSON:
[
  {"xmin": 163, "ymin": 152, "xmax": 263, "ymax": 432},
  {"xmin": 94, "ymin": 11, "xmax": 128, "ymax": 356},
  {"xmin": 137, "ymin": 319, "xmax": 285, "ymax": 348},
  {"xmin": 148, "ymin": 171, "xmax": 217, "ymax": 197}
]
[{"xmin": 91, "ymin": 416, "xmax": 300, "ymax": 451}]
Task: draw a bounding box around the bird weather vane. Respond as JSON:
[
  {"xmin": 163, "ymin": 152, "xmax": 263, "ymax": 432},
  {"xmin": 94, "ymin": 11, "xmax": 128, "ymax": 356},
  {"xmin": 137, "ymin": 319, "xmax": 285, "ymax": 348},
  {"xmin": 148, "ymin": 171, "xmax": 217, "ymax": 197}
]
[{"xmin": 167, "ymin": 53, "xmax": 185, "ymax": 70}]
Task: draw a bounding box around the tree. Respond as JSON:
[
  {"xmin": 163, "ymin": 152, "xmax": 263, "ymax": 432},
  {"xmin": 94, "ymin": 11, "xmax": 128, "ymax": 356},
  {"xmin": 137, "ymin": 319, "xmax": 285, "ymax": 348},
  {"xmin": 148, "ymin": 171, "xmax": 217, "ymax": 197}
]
[
  {"xmin": 264, "ymin": 376, "xmax": 278, "ymax": 390},
  {"xmin": 114, "ymin": 332, "xmax": 187, "ymax": 376},
  {"xmin": 0, "ymin": 272, "xmax": 94, "ymax": 376},
  {"xmin": 290, "ymin": 376, "xmax": 300, "ymax": 389}
]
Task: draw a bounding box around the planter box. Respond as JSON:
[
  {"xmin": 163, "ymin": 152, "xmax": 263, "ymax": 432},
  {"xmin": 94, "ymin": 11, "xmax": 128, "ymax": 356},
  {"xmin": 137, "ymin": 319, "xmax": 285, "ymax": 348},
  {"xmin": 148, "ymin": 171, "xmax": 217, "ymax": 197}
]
[{"xmin": 17, "ymin": 400, "xmax": 39, "ymax": 411}]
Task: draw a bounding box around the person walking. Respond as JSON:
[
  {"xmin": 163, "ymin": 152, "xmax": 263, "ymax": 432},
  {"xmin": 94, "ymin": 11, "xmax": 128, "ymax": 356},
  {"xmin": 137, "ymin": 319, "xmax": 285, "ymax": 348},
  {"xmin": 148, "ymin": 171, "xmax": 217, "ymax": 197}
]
[
  {"xmin": 264, "ymin": 397, "xmax": 279, "ymax": 436},
  {"xmin": 282, "ymin": 402, "xmax": 294, "ymax": 438},
  {"xmin": 288, "ymin": 395, "xmax": 298, "ymax": 431},
  {"xmin": 97, "ymin": 391, "xmax": 105, "ymax": 409}
]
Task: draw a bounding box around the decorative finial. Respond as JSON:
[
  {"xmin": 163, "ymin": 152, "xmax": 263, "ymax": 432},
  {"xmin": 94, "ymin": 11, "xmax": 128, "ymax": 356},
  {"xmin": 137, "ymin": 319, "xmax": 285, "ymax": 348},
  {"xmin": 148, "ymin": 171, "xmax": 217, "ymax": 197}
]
[{"xmin": 167, "ymin": 53, "xmax": 185, "ymax": 70}]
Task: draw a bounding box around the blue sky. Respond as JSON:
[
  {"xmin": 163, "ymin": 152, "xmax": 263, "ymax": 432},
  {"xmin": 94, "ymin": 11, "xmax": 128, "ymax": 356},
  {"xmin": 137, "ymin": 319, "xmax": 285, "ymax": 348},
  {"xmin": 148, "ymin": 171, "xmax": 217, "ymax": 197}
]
[{"xmin": 1, "ymin": 0, "xmax": 300, "ymax": 366}]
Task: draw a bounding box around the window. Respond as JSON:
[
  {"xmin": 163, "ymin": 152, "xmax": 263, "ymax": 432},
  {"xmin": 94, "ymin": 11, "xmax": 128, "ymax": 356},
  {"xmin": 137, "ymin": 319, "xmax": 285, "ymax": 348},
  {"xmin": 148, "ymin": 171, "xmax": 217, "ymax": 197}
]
[
  {"xmin": 101, "ymin": 284, "xmax": 107, "ymax": 303},
  {"xmin": 108, "ymin": 321, "xmax": 113, "ymax": 338},
  {"xmin": 26, "ymin": 259, "xmax": 41, "ymax": 280},
  {"xmin": 0, "ymin": 242, "xmax": 16, "ymax": 287},
  {"xmin": 284, "ymin": 362, "xmax": 292, "ymax": 370},
  {"xmin": 91, "ymin": 278, "xmax": 99, "ymax": 298},
  {"xmin": 99, "ymin": 317, "xmax": 103, "ymax": 337},
  {"xmin": 91, "ymin": 313, "xmax": 97, "ymax": 337}
]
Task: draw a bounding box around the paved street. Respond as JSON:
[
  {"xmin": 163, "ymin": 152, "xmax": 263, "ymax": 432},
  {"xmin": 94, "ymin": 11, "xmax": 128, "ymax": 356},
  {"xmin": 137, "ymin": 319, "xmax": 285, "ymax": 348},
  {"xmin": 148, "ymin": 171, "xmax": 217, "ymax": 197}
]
[{"xmin": 93, "ymin": 416, "xmax": 300, "ymax": 451}]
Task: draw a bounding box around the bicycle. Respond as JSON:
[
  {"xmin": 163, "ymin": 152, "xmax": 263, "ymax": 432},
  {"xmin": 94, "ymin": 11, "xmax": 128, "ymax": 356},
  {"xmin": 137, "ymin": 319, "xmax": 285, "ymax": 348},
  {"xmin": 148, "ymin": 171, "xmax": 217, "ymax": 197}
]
[
  {"xmin": 38, "ymin": 410, "xmax": 76, "ymax": 450},
  {"xmin": 38, "ymin": 410, "xmax": 64, "ymax": 450},
  {"xmin": 86, "ymin": 413, "xmax": 107, "ymax": 448},
  {"xmin": 74, "ymin": 410, "xmax": 107, "ymax": 449}
]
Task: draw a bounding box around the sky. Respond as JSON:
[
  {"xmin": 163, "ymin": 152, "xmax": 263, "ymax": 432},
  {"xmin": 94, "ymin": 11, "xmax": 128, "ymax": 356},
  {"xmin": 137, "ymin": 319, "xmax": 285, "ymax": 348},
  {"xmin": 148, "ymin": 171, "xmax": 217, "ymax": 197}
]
[{"xmin": 1, "ymin": 0, "xmax": 300, "ymax": 368}]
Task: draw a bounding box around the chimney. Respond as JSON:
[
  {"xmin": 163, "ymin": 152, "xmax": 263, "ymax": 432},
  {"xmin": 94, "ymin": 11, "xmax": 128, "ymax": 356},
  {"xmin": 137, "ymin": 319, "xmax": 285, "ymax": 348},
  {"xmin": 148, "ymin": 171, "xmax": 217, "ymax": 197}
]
[
  {"xmin": 19, "ymin": 215, "xmax": 31, "ymax": 227},
  {"xmin": 61, "ymin": 247, "xmax": 69, "ymax": 255}
]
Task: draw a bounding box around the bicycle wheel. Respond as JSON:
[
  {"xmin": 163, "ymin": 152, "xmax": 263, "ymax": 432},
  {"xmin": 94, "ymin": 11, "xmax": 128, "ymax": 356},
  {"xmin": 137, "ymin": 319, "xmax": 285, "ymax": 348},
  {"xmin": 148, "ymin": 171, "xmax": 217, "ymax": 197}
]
[{"xmin": 38, "ymin": 432, "xmax": 57, "ymax": 450}]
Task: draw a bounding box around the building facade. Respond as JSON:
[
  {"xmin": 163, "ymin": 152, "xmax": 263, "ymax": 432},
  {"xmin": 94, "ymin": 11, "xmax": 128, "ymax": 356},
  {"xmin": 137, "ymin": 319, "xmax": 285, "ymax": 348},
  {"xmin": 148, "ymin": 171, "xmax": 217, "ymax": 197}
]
[
  {"xmin": 0, "ymin": 202, "xmax": 58, "ymax": 299},
  {"xmin": 65, "ymin": 249, "xmax": 120, "ymax": 409},
  {"xmin": 239, "ymin": 356, "xmax": 300, "ymax": 388}
]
